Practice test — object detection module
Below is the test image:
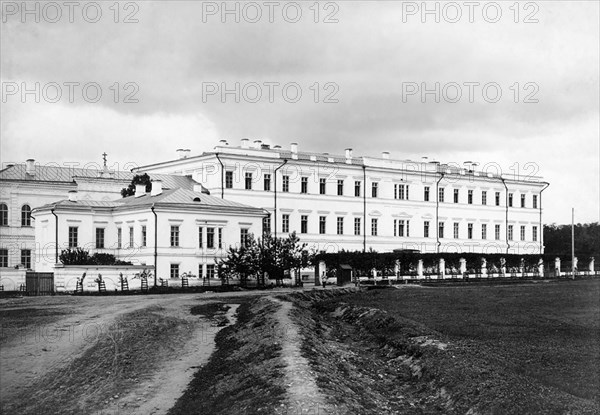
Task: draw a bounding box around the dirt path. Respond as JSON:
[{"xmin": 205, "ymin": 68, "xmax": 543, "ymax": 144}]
[
  {"xmin": 115, "ymin": 304, "xmax": 240, "ymax": 415},
  {"xmin": 269, "ymin": 297, "xmax": 331, "ymax": 414}
]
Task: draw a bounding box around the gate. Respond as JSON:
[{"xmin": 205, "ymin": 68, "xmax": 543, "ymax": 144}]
[{"xmin": 25, "ymin": 272, "xmax": 54, "ymax": 296}]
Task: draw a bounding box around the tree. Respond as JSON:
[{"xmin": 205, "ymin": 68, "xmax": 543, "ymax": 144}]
[
  {"xmin": 544, "ymin": 222, "xmax": 600, "ymax": 257},
  {"xmin": 121, "ymin": 173, "xmax": 152, "ymax": 197},
  {"xmin": 217, "ymin": 232, "xmax": 312, "ymax": 286}
]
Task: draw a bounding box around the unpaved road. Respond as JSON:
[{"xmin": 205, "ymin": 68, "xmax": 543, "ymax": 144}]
[{"xmin": 0, "ymin": 290, "xmax": 296, "ymax": 414}]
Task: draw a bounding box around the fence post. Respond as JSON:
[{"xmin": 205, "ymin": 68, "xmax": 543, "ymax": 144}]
[
  {"xmin": 555, "ymin": 257, "xmax": 561, "ymax": 277},
  {"xmin": 459, "ymin": 258, "xmax": 466, "ymax": 278},
  {"xmin": 439, "ymin": 258, "xmax": 445, "ymax": 279},
  {"xmin": 417, "ymin": 259, "xmax": 424, "ymax": 279},
  {"xmin": 481, "ymin": 258, "xmax": 487, "ymax": 278},
  {"xmin": 394, "ymin": 260, "xmax": 400, "ymax": 279},
  {"xmin": 500, "ymin": 257, "xmax": 506, "ymax": 277},
  {"xmin": 589, "ymin": 257, "xmax": 595, "ymax": 275}
]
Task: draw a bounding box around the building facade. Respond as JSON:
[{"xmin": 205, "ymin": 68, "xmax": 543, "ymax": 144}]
[
  {"xmin": 135, "ymin": 139, "xmax": 549, "ymax": 255},
  {"xmin": 0, "ymin": 160, "xmax": 201, "ymax": 271},
  {"xmin": 32, "ymin": 183, "xmax": 267, "ymax": 279}
]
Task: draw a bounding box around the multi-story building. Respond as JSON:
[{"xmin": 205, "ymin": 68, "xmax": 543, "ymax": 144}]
[
  {"xmin": 32, "ymin": 182, "xmax": 267, "ymax": 277},
  {"xmin": 0, "ymin": 159, "xmax": 201, "ymax": 271},
  {"xmin": 135, "ymin": 139, "xmax": 549, "ymax": 255}
]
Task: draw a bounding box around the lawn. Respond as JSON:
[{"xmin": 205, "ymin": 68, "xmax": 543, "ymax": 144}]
[{"xmin": 339, "ymin": 280, "xmax": 600, "ymax": 406}]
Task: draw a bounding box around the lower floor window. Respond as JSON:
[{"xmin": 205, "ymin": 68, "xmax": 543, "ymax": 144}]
[
  {"xmin": 170, "ymin": 263, "xmax": 179, "ymax": 279},
  {"xmin": 21, "ymin": 249, "xmax": 31, "ymax": 269},
  {"xmin": 207, "ymin": 264, "xmax": 215, "ymax": 279},
  {"xmin": 0, "ymin": 249, "xmax": 8, "ymax": 267}
]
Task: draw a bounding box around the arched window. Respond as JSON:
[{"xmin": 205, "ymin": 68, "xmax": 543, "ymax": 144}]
[
  {"xmin": 0, "ymin": 204, "xmax": 8, "ymax": 226},
  {"xmin": 21, "ymin": 205, "xmax": 31, "ymax": 227}
]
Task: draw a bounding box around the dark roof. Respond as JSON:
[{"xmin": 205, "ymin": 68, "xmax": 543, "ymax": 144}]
[
  {"xmin": 0, "ymin": 163, "xmax": 198, "ymax": 190},
  {"xmin": 33, "ymin": 188, "xmax": 266, "ymax": 216}
]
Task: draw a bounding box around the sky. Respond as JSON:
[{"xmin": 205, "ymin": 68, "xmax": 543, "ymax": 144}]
[{"xmin": 1, "ymin": 0, "xmax": 598, "ymax": 224}]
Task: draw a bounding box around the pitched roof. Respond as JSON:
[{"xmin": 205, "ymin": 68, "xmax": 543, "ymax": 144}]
[
  {"xmin": 34, "ymin": 188, "xmax": 267, "ymax": 215},
  {"xmin": 0, "ymin": 163, "xmax": 197, "ymax": 190}
]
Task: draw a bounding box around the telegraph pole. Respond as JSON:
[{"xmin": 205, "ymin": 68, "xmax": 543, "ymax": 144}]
[{"xmin": 571, "ymin": 208, "xmax": 575, "ymax": 280}]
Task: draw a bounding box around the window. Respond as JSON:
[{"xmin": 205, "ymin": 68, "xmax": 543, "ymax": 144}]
[
  {"xmin": 395, "ymin": 184, "xmax": 408, "ymax": 200},
  {"xmin": 453, "ymin": 189, "xmax": 459, "ymax": 203},
  {"xmin": 533, "ymin": 195, "xmax": 538, "ymax": 209},
  {"xmin": 21, "ymin": 205, "xmax": 31, "ymax": 226},
  {"xmin": 225, "ymin": 171, "xmax": 233, "ymax": 189},
  {"xmin": 520, "ymin": 225, "xmax": 526, "ymax": 241},
  {"xmin": 240, "ymin": 228, "xmax": 249, "ymax": 246},
  {"xmin": 198, "ymin": 227, "xmax": 203, "ymax": 248},
  {"xmin": 354, "ymin": 217, "xmax": 361, "ymax": 235},
  {"xmin": 495, "ymin": 224, "xmax": 501, "ymax": 240},
  {"xmin": 207, "ymin": 227, "xmax": 215, "ymax": 249},
  {"xmin": 141, "ymin": 225, "xmax": 147, "ymax": 247},
  {"xmin": 282, "ymin": 175, "xmax": 289, "ymax": 192},
  {"xmin": 398, "ymin": 220, "xmax": 408, "ymax": 237},
  {"xmin": 424, "ymin": 186, "xmax": 430, "ymax": 202},
  {"xmin": 453, "ymin": 222, "xmax": 459, "ymax": 239},
  {"xmin": 508, "ymin": 225, "xmax": 514, "ymax": 241},
  {"xmin": 301, "ymin": 177, "xmax": 308, "ymax": 194},
  {"xmin": 521, "ymin": 194, "xmax": 526, "ymax": 208},
  {"xmin": 95, "ymin": 228, "xmax": 105, "ymax": 249},
  {"xmin": 319, "ymin": 178, "xmax": 326, "ymax": 195},
  {"xmin": 423, "ymin": 221, "xmax": 430, "ymax": 238},
  {"xmin": 482, "ymin": 191, "xmax": 487, "ymax": 205},
  {"xmin": 282, "ymin": 214, "xmax": 290, "ymax": 233},
  {"xmin": 371, "ymin": 218, "xmax": 378, "ymax": 236},
  {"xmin": 0, "ymin": 203, "xmax": 7, "ymax": 226},
  {"xmin": 21, "ymin": 249, "xmax": 31, "ymax": 269},
  {"xmin": 263, "ymin": 173, "xmax": 271, "ymax": 191},
  {"xmin": 300, "ymin": 216, "xmax": 308, "ymax": 234},
  {"xmin": 170, "ymin": 226, "xmax": 180, "ymax": 247},
  {"xmin": 319, "ymin": 216, "xmax": 326, "ymax": 234},
  {"xmin": 438, "ymin": 187, "xmax": 444, "ymax": 203},
  {"xmin": 532, "ymin": 226, "xmax": 538, "ymax": 242},
  {"xmin": 0, "ymin": 249, "xmax": 8, "ymax": 267},
  {"xmin": 206, "ymin": 264, "xmax": 215, "ymax": 279},
  {"xmin": 481, "ymin": 224, "xmax": 487, "ymax": 240},
  {"xmin": 337, "ymin": 217, "xmax": 343, "ymax": 235},
  {"xmin": 467, "ymin": 223, "xmax": 473, "ymax": 239},
  {"xmin": 262, "ymin": 217, "xmax": 271, "ymax": 235},
  {"xmin": 495, "ymin": 192, "xmax": 501, "ymax": 206},
  {"xmin": 337, "ymin": 179, "xmax": 344, "ymax": 196},
  {"xmin": 170, "ymin": 264, "xmax": 179, "ymax": 279},
  {"xmin": 438, "ymin": 222, "xmax": 444, "ymax": 239},
  {"xmin": 129, "ymin": 227, "xmax": 134, "ymax": 248},
  {"xmin": 467, "ymin": 190, "xmax": 473, "ymax": 204},
  {"xmin": 371, "ymin": 182, "xmax": 378, "ymax": 198},
  {"xmin": 245, "ymin": 172, "xmax": 253, "ymax": 190},
  {"xmin": 508, "ymin": 193, "xmax": 513, "ymax": 207},
  {"xmin": 218, "ymin": 228, "xmax": 223, "ymax": 248},
  {"xmin": 69, "ymin": 226, "xmax": 78, "ymax": 248},
  {"xmin": 199, "ymin": 264, "xmax": 204, "ymax": 279},
  {"xmin": 117, "ymin": 228, "xmax": 122, "ymax": 249},
  {"xmin": 354, "ymin": 181, "xmax": 361, "ymax": 197}
]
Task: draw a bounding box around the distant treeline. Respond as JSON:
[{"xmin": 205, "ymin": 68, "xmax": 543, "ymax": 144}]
[{"xmin": 544, "ymin": 223, "xmax": 600, "ymax": 257}]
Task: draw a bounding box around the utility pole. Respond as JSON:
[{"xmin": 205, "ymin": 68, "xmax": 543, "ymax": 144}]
[{"xmin": 571, "ymin": 207, "xmax": 575, "ymax": 280}]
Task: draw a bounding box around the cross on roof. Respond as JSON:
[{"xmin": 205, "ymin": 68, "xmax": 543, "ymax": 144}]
[{"xmin": 102, "ymin": 152, "xmax": 107, "ymax": 168}]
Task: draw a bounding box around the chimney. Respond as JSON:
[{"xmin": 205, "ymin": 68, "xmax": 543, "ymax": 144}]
[
  {"xmin": 382, "ymin": 152, "xmax": 390, "ymax": 160},
  {"xmin": 241, "ymin": 138, "xmax": 249, "ymax": 148},
  {"xmin": 68, "ymin": 190, "xmax": 77, "ymax": 202},
  {"xmin": 253, "ymin": 140, "xmax": 262, "ymax": 149},
  {"xmin": 151, "ymin": 180, "xmax": 163, "ymax": 196},
  {"xmin": 176, "ymin": 149, "xmax": 191, "ymax": 159},
  {"xmin": 135, "ymin": 184, "xmax": 146, "ymax": 197},
  {"xmin": 219, "ymin": 139, "xmax": 228, "ymax": 146},
  {"xmin": 273, "ymin": 145, "xmax": 281, "ymax": 149},
  {"xmin": 290, "ymin": 142, "xmax": 298, "ymax": 153},
  {"xmin": 26, "ymin": 159, "xmax": 35, "ymax": 175},
  {"xmin": 345, "ymin": 148, "xmax": 353, "ymax": 160}
]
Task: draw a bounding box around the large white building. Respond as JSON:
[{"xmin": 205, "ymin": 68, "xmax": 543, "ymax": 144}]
[
  {"xmin": 135, "ymin": 140, "xmax": 550, "ymax": 255},
  {"xmin": 32, "ymin": 183, "xmax": 267, "ymax": 279}
]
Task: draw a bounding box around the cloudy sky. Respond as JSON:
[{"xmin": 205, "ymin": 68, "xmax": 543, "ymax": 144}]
[{"xmin": 1, "ymin": 1, "xmax": 598, "ymax": 224}]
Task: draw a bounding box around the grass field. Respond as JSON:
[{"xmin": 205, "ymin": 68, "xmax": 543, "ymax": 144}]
[{"xmin": 331, "ymin": 280, "xmax": 599, "ymax": 411}]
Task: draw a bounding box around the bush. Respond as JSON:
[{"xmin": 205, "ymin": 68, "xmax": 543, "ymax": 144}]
[{"xmin": 59, "ymin": 248, "xmax": 132, "ymax": 266}]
